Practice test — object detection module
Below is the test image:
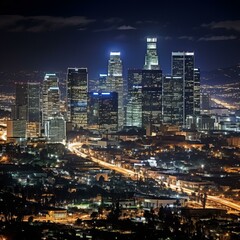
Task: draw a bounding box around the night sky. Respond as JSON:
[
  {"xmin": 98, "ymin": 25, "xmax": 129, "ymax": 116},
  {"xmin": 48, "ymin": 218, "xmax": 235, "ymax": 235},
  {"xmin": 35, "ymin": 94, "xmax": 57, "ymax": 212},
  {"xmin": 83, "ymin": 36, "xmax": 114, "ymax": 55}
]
[{"xmin": 0, "ymin": 0, "xmax": 239, "ymax": 79}]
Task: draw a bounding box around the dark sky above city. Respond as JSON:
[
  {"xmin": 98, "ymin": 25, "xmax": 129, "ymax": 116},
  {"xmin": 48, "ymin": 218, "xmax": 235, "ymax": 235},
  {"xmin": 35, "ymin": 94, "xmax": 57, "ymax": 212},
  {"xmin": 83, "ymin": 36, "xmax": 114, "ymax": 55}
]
[{"xmin": 0, "ymin": 0, "xmax": 239, "ymax": 79}]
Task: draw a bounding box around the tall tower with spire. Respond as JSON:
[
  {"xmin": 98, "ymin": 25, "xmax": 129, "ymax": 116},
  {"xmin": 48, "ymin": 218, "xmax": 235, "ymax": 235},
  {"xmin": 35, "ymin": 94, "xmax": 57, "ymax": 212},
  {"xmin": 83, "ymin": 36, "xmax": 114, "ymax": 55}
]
[{"xmin": 143, "ymin": 37, "xmax": 160, "ymax": 70}]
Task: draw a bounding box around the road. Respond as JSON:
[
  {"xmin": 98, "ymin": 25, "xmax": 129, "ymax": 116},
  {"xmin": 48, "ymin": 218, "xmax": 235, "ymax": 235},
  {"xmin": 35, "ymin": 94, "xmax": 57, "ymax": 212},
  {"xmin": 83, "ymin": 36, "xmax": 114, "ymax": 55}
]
[
  {"xmin": 211, "ymin": 97, "xmax": 237, "ymax": 110},
  {"xmin": 68, "ymin": 142, "xmax": 240, "ymax": 213},
  {"xmin": 68, "ymin": 142, "xmax": 143, "ymax": 180}
]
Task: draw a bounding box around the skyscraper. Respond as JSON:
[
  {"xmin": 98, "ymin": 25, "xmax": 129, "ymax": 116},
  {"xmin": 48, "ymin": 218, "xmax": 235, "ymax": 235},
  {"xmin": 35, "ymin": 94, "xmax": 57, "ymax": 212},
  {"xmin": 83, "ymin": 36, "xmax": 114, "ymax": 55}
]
[
  {"xmin": 172, "ymin": 52, "xmax": 195, "ymax": 127},
  {"xmin": 162, "ymin": 76, "xmax": 184, "ymax": 125},
  {"xmin": 194, "ymin": 68, "xmax": 201, "ymax": 117},
  {"xmin": 27, "ymin": 82, "xmax": 40, "ymax": 138},
  {"xmin": 67, "ymin": 68, "xmax": 88, "ymax": 129},
  {"xmin": 9, "ymin": 82, "xmax": 40, "ymax": 140},
  {"xmin": 42, "ymin": 74, "xmax": 60, "ymax": 125},
  {"xmin": 45, "ymin": 117, "xmax": 66, "ymax": 143},
  {"xmin": 126, "ymin": 69, "xmax": 142, "ymax": 127},
  {"xmin": 106, "ymin": 52, "xmax": 124, "ymax": 130},
  {"xmin": 143, "ymin": 38, "xmax": 160, "ymax": 70},
  {"xmin": 12, "ymin": 82, "xmax": 28, "ymax": 120},
  {"xmin": 88, "ymin": 92, "xmax": 118, "ymax": 132},
  {"xmin": 98, "ymin": 74, "xmax": 108, "ymax": 91},
  {"xmin": 28, "ymin": 82, "xmax": 40, "ymax": 123},
  {"xmin": 142, "ymin": 69, "xmax": 162, "ymax": 127}
]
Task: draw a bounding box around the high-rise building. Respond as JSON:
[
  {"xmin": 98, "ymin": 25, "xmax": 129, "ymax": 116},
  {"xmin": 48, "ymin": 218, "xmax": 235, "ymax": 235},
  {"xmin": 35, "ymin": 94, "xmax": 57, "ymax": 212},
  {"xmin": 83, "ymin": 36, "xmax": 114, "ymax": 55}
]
[
  {"xmin": 88, "ymin": 92, "xmax": 118, "ymax": 132},
  {"xmin": 126, "ymin": 69, "xmax": 142, "ymax": 127},
  {"xmin": 108, "ymin": 52, "xmax": 123, "ymax": 77},
  {"xmin": 45, "ymin": 117, "xmax": 66, "ymax": 143},
  {"xmin": 12, "ymin": 82, "xmax": 28, "ymax": 120},
  {"xmin": 143, "ymin": 38, "xmax": 160, "ymax": 70},
  {"xmin": 98, "ymin": 74, "xmax": 108, "ymax": 91},
  {"xmin": 162, "ymin": 76, "xmax": 184, "ymax": 125},
  {"xmin": 7, "ymin": 119, "xmax": 26, "ymax": 140},
  {"xmin": 28, "ymin": 82, "xmax": 40, "ymax": 123},
  {"xmin": 194, "ymin": 68, "xmax": 201, "ymax": 117},
  {"xmin": 67, "ymin": 68, "xmax": 88, "ymax": 129},
  {"xmin": 42, "ymin": 74, "xmax": 60, "ymax": 125},
  {"xmin": 201, "ymin": 93, "xmax": 211, "ymax": 113},
  {"xmin": 106, "ymin": 52, "xmax": 124, "ymax": 130},
  {"xmin": 27, "ymin": 82, "xmax": 40, "ymax": 138},
  {"xmin": 172, "ymin": 52, "xmax": 195, "ymax": 126},
  {"xmin": 142, "ymin": 69, "xmax": 162, "ymax": 128}
]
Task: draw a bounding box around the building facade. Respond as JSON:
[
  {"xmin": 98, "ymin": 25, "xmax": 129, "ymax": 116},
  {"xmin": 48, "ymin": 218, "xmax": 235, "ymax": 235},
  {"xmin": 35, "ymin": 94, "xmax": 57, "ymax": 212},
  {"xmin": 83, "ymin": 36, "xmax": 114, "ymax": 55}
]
[
  {"xmin": 67, "ymin": 68, "xmax": 88, "ymax": 129},
  {"xmin": 142, "ymin": 69, "xmax": 162, "ymax": 128},
  {"xmin": 172, "ymin": 52, "xmax": 195, "ymax": 127},
  {"xmin": 88, "ymin": 92, "xmax": 118, "ymax": 132},
  {"xmin": 126, "ymin": 69, "xmax": 143, "ymax": 127},
  {"xmin": 143, "ymin": 37, "xmax": 160, "ymax": 70},
  {"xmin": 42, "ymin": 74, "xmax": 60, "ymax": 125},
  {"xmin": 106, "ymin": 52, "xmax": 124, "ymax": 130},
  {"xmin": 162, "ymin": 76, "xmax": 184, "ymax": 125}
]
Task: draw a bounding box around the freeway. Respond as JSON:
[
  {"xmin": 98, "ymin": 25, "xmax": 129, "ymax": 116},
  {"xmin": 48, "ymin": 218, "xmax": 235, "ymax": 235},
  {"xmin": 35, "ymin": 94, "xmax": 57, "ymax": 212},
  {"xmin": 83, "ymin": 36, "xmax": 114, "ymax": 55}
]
[
  {"xmin": 68, "ymin": 142, "xmax": 142, "ymax": 180},
  {"xmin": 167, "ymin": 183, "xmax": 240, "ymax": 212},
  {"xmin": 211, "ymin": 97, "xmax": 237, "ymax": 110},
  {"xmin": 68, "ymin": 142, "xmax": 240, "ymax": 213}
]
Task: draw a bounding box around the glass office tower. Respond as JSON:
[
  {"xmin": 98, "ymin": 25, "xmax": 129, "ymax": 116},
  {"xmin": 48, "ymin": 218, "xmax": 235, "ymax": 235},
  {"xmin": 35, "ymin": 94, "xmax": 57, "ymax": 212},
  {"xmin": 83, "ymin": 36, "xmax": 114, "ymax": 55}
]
[{"xmin": 67, "ymin": 68, "xmax": 88, "ymax": 129}]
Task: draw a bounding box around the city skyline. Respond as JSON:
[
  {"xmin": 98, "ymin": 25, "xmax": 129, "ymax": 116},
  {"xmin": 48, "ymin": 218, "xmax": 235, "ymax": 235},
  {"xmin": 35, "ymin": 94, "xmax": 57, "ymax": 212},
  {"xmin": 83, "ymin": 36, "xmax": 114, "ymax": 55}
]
[{"xmin": 0, "ymin": 0, "xmax": 239, "ymax": 79}]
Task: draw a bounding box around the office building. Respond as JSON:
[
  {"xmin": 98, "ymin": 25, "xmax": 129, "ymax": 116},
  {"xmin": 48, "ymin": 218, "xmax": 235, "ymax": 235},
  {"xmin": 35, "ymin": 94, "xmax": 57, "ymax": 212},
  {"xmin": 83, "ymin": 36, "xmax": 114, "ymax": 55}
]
[
  {"xmin": 162, "ymin": 76, "xmax": 184, "ymax": 125},
  {"xmin": 106, "ymin": 52, "xmax": 124, "ymax": 130},
  {"xmin": 27, "ymin": 82, "xmax": 40, "ymax": 138},
  {"xmin": 45, "ymin": 117, "xmax": 66, "ymax": 143},
  {"xmin": 172, "ymin": 52, "xmax": 195, "ymax": 127},
  {"xmin": 67, "ymin": 68, "xmax": 88, "ymax": 129},
  {"xmin": 10, "ymin": 82, "xmax": 41, "ymax": 140},
  {"xmin": 88, "ymin": 92, "xmax": 118, "ymax": 133},
  {"xmin": 143, "ymin": 38, "xmax": 160, "ymax": 70},
  {"xmin": 42, "ymin": 74, "xmax": 60, "ymax": 125},
  {"xmin": 194, "ymin": 68, "xmax": 201, "ymax": 117},
  {"xmin": 7, "ymin": 119, "xmax": 26, "ymax": 141},
  {"xmin": 201, "ymin": 93, "xmax": 211, "ymax": 113},
  {"xmin": 98, "ymin": 74, "xmax": 108, "ymax": 91},
  {"xmin": 11, "ymin": 82, "xmax": 28, "ymax": 120},
  {"xmin": 126, "ymin": 69, "xmax": 142, "ymax": 127},
  {"xmin": 142, "ymin": 69, "xmax": 162, "ymax": 128}
]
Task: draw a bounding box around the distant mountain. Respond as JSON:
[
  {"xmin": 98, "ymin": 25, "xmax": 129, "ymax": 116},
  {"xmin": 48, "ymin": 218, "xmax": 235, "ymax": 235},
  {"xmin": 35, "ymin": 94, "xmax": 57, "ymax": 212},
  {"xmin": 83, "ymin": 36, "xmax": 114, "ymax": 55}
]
[{"xmin": 201, "ymin": 64, "xmax": 240, "ymax": 85}]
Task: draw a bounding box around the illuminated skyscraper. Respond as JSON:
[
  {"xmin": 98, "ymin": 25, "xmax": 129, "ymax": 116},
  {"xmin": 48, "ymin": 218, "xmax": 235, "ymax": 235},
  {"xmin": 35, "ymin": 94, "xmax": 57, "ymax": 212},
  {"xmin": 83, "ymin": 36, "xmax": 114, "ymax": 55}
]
[
  {"xmin": 45, "ymin": 116, "xmax": 66, "ymax": 143},
  {"xmin": 172, "ymin": 52, "xmax": 195, "ymax": 127},
  {"xmin": 28, "ymin": 83, "xmax": 40, "ymax": 122},
  {"xmin": 194, "ymin": 68, "xmax": 201, "ymax": 117},
  {"xmin": 143, "ymin": 38, "xmax": 160, "ymax": 70},
  {"xmin": 142, "ymin": 69, "xmax": 162, "ymax": 127},
  {"xmin": 27, "ymin": 82, "xmax": 40, "ymax": 138},
  {"xmin": 162, "ymin": 76, "xmax": 184, "ymax": 125},
  {"xmin": 88, "ymin": 92, "xmax": 118, "ymax": 132},
  {"xmin": 126, "ymin": 69, "xmax": 142, "ymax": 127},
  {"xmin": 108, "ymin": 52, "xmax": 123, "ymax": 77},
  {"xmin": 42, "ymin": 74, "xmax": 60, "ymax": 125},
  {"xmin": 106, "ymin": 52, "xmax": 124, "ymax": 129},
  {"xmin": 98, "ymin": 74, "xmax": 108, "ymax": 91},
  {"xmin": 10, "ymin": 82, "xmax": 40, "ymax": 140},
  {"xmin": 67, "ymin": 68, "xmax": 88, "ymax": 129}
]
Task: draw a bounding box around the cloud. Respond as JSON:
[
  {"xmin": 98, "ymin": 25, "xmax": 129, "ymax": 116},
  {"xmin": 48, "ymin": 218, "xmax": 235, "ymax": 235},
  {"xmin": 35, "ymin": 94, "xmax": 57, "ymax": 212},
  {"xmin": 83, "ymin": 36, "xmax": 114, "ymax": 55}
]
[
  {"xmin": 178, "ymin": 36, "xmax": 194, "ymax": 41},
  {"xmin": 198, "ymin": 35, "xmax": 238, "ymax": 41},
  {"xmin": 202, "ymin": 20, "xmax": 240, "ymax": 32},
  {"xmin": 0, "ymin": 15, "xmax": 95, "ymax": 32},
  {"xmin": 117, "ymin": 25, "xmax": 136, "ymax": 30}
]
